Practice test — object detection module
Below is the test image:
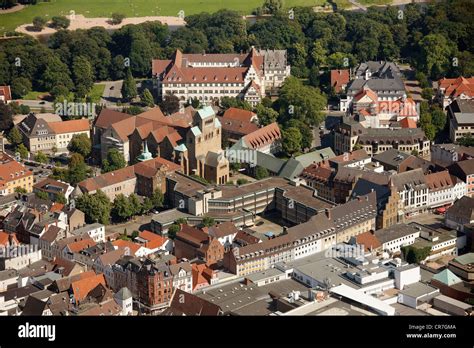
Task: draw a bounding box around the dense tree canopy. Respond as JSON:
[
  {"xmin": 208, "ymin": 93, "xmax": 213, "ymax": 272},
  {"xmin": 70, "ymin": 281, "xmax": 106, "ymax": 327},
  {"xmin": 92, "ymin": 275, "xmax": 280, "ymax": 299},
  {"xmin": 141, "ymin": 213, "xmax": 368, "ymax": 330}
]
[{"xmin": 0, "ymin": 1, "xmax": 471, "ymax": 99}]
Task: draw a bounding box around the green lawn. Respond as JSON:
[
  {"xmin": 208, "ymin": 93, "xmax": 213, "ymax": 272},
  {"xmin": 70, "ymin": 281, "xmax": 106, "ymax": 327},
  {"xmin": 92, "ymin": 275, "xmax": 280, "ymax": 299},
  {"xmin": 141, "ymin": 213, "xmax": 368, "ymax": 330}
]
[
  {"xmin": 0, "ymin": 0, "xmax": 324, "ymax": 34},
  {"xmin": 89, "ymin": 84, "xmax": 105, "ymax": 103},
  {"xmin": 22, "ymin": 90, "xmax": 49, "ymax": 100}
]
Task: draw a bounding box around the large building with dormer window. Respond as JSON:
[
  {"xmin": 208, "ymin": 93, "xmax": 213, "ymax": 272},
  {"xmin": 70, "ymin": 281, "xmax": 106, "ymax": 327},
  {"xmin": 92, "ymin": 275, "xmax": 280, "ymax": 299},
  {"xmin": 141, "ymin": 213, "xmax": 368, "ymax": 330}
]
[{"xmin": 152, "ymin": 49, "xmax": 290, "ymax": 106}]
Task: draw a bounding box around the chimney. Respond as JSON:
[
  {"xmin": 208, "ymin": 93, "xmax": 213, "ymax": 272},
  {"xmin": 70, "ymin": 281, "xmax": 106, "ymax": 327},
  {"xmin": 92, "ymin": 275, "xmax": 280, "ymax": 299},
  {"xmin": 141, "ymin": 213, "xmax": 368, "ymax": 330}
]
[{"xmin": 325, "ymin": 208, "xmax": 331, "ymax": 219}]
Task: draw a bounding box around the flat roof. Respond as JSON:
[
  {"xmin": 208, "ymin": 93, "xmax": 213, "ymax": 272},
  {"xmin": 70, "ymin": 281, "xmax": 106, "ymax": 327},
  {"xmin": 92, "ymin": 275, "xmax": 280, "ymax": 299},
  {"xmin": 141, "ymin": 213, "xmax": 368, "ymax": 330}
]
[
  {"xmin": 434, "ymin": 294, "xmax": 472, "ymax": 310},
  {"xmin": 245, "ymin": 268, "xmax": 285, "ymax": 283},
  {"xmin": 331, "ymin": 284, "xmax": 396, "ymax": 315},
  {"xmin": 399, "ymin": 282, "xmax": 439, "ymax": 299},
  {"xmin": 152, "ymin": 209, "xmax": 192, "ymax": 224},
  {"xmin": 219, "ymin": 177, "xmax": 290, "ymax": 199}
]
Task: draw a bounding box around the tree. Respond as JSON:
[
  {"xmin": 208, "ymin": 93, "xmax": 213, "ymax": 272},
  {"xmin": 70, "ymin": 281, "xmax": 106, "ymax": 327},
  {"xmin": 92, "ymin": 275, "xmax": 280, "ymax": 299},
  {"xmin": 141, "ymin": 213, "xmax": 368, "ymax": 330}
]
[
  {"xmin": 72, "ymin": 56, "xmax": 94, "ymax": 98},
  {"xmin": 282, "ymin": 127, "xmax": 302, "ymax": 156},
  {"xmin": 142, "ymin": 197, "xmax": 153, "ymax": 213},
  {"xmin": 7, "ymin": 127, "xmax": 22, "ymax": 147},
  {"xmin": 11, "ymin": 77, "xmax": 32, "ymax": 99},
  {"xmin": 262, "ymin": 0, "xmax": 283, "ymax": 14},
  {"xmin": 286, "ymin": 119, "xmax": 313, "ymax": 150},
  {"xmin": 201, "ymin": 216, "xmax": 215, "ymax": 227},
  {"xmin": 237, "ymin": 178, "xmax": 248, "ymax": 185},
  {"xmin": 32, "ymin": 16, "xmax": 46, "ymax": 31},
  {"xmin": 17, "ymin": 144, "xmax": 28, "ymax": 159},
  {"xmin": 255, "ymin": 166, "xmax": 269, "ymax": 180},
  {"xmin": 67, "ymin": 153, "xmax": 89, "ymax": 185},
  {"xmin": 431, "ymin": 106, "xmax": 447, "ymax": 132},
  {"xmin": 311, "ymin": 41, "xmax": 327, "ymax": 67},
  {"xmin": 128, "ymin": 193, "xmax": 142, "ymax": 216},
  {"xmin": 110, "ymin": 13, "xmax": 126, "ymax": 25},
  {"xmin": 0, "ymin": 102, "xmax": 13, "ymax": 131},
  {"xmin": 418, "ymin": 34, "xmax": 453, "ymax": 79},
  {"xmin": 76, "ymin": 190, "xmax": 112, "ymax": 224},
  {"xmin": 35, "ymin": 191, "xmax": 49, "ymax": 200},
  {"xmin": 54, "ymin": 192, "xmax": 67, "ymax": 204},
  {"xmin": 140, "ymin": 88, "xmax": 155, "ymax": 107},
  {"xmin": 168, "ymin": 224, "xmax": 180, "ymax": 239},
  {"xmin": 68, "ymin": 133, "xmax": 92, "ymax": 158},
  {"xmin": 254, "ymin": 104, "xmax": 278, "ymax": 126},
  {"xmin": 35, "ymin": 151, "xmax": 48, "ymax": 164},
  {"xmin": 121, "ymin": 68, "xmax": 137, "ymax": 101},
  {"xmin": 457, "ymin": 134, "xmax": 474, "ymax": 147},
  {"xmin": 160, "ymin": 95, "xmax": 180, "ymax": 115},
  {"xmin": 277, "ymin": 77, "xmax": 327, "ymax": 126},
  {"xmin": 51, "ymin": 16, "xmax": 70, "ymax": 29},
  {"xmin": 112, "ymin": 194, "xmax": 133, "ymax": 221},
  {"xmin": 122, "ymin": 106, "xmax": 144, "ymax": 115},
  {"xmin": 421, "ymin": 88, "xmax": 434, "ymax": 101},
  {"xmin": 219, "ymin": 97, "xmax": 252, "ymax": 111},
  {"xmin": 402, "ymin": 245, "xmax": 431, "ymax": 264},
  {"xmin": 131, "ymin": 230, "xmax": 139, "ymax": 239},
  {"xmin": 151, "ymin": 189, "xmax": 164, "ymax": 209},
  {"xmin": 102, "ymin": 149, "xmax": 126, "ymax": 173},
  {"xmin": 14, "ymin": 187, "xmax": 27, "ymax": 194},
  {"xmin": 41, "ymin": 56, "xmax": 73, "ymax": 93}
]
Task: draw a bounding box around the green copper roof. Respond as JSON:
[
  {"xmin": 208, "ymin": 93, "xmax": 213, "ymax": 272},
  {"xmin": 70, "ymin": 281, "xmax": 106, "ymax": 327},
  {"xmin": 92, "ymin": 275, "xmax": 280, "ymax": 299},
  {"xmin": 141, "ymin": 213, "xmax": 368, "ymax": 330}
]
[
  {"xmin": 453, "ymin": 253, "xmax": 474, "ymax": 266},
  {"xmin": 136, "ymin": 141, "xmax": 153, "ymax": 162},
  {"xmin": 197, "ymin": 106, "xmax": 215, "ymax": 119},
  {"xmin": 432, "ymin": 269, "xmax": 462, "ymax": 286}
]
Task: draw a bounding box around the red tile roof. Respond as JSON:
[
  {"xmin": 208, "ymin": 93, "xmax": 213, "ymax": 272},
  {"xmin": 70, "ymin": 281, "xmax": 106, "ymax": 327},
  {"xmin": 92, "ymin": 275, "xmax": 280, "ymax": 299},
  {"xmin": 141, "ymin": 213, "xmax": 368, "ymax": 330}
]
[
  {"xmin": 67, "ymin": 237, "xmax": 96, "ymax": 253},
  {"xmin": 112, "ymin": 240, "xmax": 141, "ymax": 256},
  {"xmin": 243, "ymin": 122, "xmax": 281, "ymax": 150},
  {"xmin": 49, "ymin": 118, "xmax": 90, "ymax": 134},
  {"xmin": 94, "ymin": 109, "xmax": 132, "ymax": 129},
  {"xmin": 138, "ymin": 230, "xmax": 167, "ymax": 249},
  {"xmin": 0, "ymin": 86, "xmax": 12, "ymax": 102},
  {"xmin": 153, "ymin": 49, "xmax": 263, "ymax": 85},
  {"xmin": 438, "ymin": 76, "xmax": 474, "ymax": 99},
  {"xmin": 399, "ymin": 117, "xmax": 417, "ymax": 129},
  {"xmin": 71, "ymin": 273, "xmax": 106, "ymax": 303},
  {"xmin": 223, "ymin": 108, "xmax": 257, "ymax": 123},
  {"xmin": 0, "ymin": 231, "xmax": 19, "ymax": 246},
  {"xmin": 354, "ymin": 87, "xmax": 378, "ymax": 102},
  {"xmin": 79, "ymin": 156, "xmax": 180, "ymax": 193},
  {"xmin": 355, "ymin": 232, "xmax": 381, "ymax": 252},
  {"xmin": 424, "ymin": 170, "xmax": 455, "ymax": 191},
  {"xmin": 330, "ymin": 69, "xmax": 350, "ymax": 93}
]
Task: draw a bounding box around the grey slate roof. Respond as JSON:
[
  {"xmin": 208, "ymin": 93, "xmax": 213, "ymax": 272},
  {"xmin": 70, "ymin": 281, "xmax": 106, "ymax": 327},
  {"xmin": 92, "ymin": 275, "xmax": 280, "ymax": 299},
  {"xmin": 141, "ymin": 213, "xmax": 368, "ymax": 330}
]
[
  {"xmin": 446, "ymin": 196, "xmax": 474, "ymax": 221},
  {"xmin": 391, "ymin": 168, "xmax": 427, "ymax": 191}
]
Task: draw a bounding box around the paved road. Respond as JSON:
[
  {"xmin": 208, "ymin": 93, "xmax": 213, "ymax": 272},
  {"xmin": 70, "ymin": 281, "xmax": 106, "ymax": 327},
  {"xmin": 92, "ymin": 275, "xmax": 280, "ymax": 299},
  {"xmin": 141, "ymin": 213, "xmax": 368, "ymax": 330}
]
[
  {"xmin": 348, "ymin": 0, "xmax": 367, "ymax": 11},
  {"xmin": 16, "ymin": 99, "xmax": 54, "ymax": 111}
]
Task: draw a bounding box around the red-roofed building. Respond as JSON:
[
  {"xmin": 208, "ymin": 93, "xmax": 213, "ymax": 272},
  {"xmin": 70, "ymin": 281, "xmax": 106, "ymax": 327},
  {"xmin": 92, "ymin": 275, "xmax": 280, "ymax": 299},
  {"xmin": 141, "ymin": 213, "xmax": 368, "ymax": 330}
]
[
  {"xmin": 240, "ymin": 122, "xmax": 282, "ymax": 154},
  {"xmin": 437, "ymin": 76, "xmax": 474, "ymax": 108},
  {"xmin": 71, "ymin": 273, "xmax": 106, "ymax": 304},
  {"xmin": 349, "ymin": 231, "xmax": 382, "ymax": 252},
  {"xmin": 0, "ymin": 86, "xmax": 12, "ymax": 103},
  {"xmin": 223, "ymin": 108, "xmax": 258, "ymax": 123},
  {"xmin": 174, "ymin": 224, "xmax": 224, "ymax": 266},
  {"xmin": 78, "ymin": 156, "xmax": 180, "ymax": 200},
  {"xmin": 330, "ymin": 69, "xmax": 350, "ymax": 93},
  {"xmin": 152, "ymin": 49, "xmax": 290, "ymax": 107}
]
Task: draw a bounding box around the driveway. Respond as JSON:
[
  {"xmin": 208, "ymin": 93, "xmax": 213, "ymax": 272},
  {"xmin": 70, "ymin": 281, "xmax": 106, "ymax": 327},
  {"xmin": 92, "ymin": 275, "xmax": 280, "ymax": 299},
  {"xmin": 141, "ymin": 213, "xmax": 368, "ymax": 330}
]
[{"xmin": 100, "ymin": 80, "xmax": 123, "ymax": 104}]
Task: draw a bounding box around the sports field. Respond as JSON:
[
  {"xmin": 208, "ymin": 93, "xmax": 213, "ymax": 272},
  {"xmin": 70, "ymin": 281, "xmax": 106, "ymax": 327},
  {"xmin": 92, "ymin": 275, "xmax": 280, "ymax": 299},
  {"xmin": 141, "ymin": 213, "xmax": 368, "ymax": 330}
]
[{"xmin": 0, "ymin": 0, "xmax": 324, "ymax": 34}]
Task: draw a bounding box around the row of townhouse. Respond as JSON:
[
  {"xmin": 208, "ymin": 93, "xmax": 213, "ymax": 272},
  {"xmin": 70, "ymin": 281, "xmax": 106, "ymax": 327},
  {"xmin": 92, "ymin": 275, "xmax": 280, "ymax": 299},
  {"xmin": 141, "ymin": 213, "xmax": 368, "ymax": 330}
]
[{"xmin": 224, "ymin": 192, "xmax": 378, "ymax": 277}]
